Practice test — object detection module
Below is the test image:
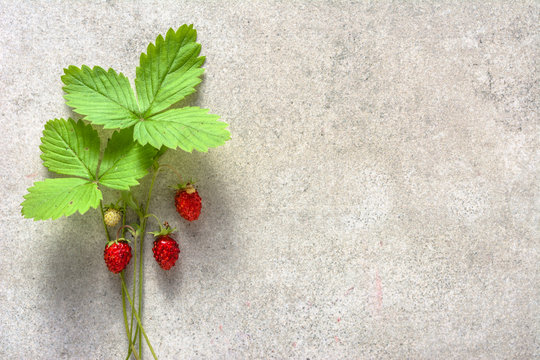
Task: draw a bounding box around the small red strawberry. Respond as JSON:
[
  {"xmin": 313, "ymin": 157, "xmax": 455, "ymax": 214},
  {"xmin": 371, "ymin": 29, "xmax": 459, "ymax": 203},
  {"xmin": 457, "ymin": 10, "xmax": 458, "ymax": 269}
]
[
  {"xmin": 174, "ymin": 183, "xmax": 201, "ymax": 221},
  {"xmin": 104, "ymin": 240, "xmax": 132, "ymax": 274},
  {"xmin": 151, "ymin": 222, "xmax": 180, "ymax": 270}
]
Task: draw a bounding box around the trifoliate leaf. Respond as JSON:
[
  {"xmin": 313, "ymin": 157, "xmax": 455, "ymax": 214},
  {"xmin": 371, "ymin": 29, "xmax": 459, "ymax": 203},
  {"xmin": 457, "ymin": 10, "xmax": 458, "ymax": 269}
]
[
  {"xmin": 62, "ymin": 65, "xmax": 140, "ymax": 129},
  {"xmin": 135, "ymin": 25, "xmax": 205, "ymax": 117},
  {"xmin": 98, "ymin": 128, "xmax": 157, "ymax": 190},
  {"xmin": 21, "ymin": 178, "xmax": 102, "ymax": 220},
  {"xmin": 133, "ymin": 107, "xmax": 230, "ymax": 151},
  {"xmin": 39, "ymin": 118, "xmax": 100, "ymax": 180}
]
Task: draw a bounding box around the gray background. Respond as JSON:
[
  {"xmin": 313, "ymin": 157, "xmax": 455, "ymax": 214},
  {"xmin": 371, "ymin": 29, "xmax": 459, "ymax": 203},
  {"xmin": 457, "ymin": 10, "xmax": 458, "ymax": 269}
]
[{"xmin": 0, "ymin": 1, "xmax": 538, "ymax": 359}]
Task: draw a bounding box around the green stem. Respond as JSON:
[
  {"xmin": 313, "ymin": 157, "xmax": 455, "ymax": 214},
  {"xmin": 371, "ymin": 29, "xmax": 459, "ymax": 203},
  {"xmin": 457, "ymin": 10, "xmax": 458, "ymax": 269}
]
[
  {"xmin": 101, "ymin": 201, "xmax": 139, "ymax": 359},
  {"xmin": 122, "ymin": 274, "xmax": 140, "ymax": 360},
  {"xmin": 122, "ymin": 201, "xmax": 127, "ymax": 236},
  {"xmin": 128, "ymin": 243, "xmax": 138, "ymax": 359},
  {"xmin": 158, "ymin": 163, "xmax": 183, "ymax": 184},
  {"xmin": 144, "ymin": 213, "xmax": 162, "ymax": 225},
  {"xmin": 130, "ymin": 327, "xmax": 140, "ymax": 356},
  {"xmin": 121, "ymin": 279, "xmax": 129, "ymax": 343},
  {"xmin": 128, "ymin": 343, "xmax": 141, "ymax": 360},
  {"xmin": 137, "ymin": 167, "xmax": 159, "ymax": 358},
  {"xmin": 128, "ymin": 217, "xmax": 138, "ymax": 359},
  {"xmin": 120, "ymin": 273, "xmax": 158, "ymax": 360},
  {"xmin": 119, "ymin": 201, "xmax": 138, "ymax": 360},
  {"xmin": 125, "ymin": 321, "xmax": 140, "ymax": 360},
  {"xmin": 99, "ymin": 202, "xmax": 111, "ymax": 243},
  {"xmin": 128, "ymin": 261, "xmax": 137, "ymax": 356}
]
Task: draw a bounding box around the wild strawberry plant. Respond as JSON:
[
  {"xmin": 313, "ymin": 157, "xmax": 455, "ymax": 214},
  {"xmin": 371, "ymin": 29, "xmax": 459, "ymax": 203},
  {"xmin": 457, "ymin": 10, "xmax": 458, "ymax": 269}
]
[{"xmin": 21, "ymin": 25, "xmax": 230, "ymax": 359}]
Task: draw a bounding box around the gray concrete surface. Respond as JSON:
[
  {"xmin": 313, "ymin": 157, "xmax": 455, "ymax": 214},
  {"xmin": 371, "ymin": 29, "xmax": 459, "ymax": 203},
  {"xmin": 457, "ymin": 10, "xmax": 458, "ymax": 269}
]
[{"xmin": 1, "ymin": 1, "xmax": 538, "ymax": 359}]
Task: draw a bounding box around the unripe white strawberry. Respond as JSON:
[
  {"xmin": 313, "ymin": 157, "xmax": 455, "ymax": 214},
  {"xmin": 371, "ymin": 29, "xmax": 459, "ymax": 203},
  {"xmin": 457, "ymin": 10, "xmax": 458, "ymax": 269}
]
[{"xmin": 104, "ymin": 208, "xmax": 122, "ymax": 227}]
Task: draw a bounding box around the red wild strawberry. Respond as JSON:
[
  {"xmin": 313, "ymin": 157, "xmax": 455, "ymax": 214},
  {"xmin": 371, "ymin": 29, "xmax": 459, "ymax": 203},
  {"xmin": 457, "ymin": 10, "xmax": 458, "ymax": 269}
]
[
  {"xmin": 151, "ymin": 222, "xmax": 180, "ymax": 270},
  {"xmin": 152, "ymin": 235, "xmax": 180, "ymax": 270},
  {"xmin": 175, "ymin": 184, "xmax": 201, "ymax": 221},
  {"xmin": 104, "ymin": 240, "xmax": 132, "ymax": 274}
]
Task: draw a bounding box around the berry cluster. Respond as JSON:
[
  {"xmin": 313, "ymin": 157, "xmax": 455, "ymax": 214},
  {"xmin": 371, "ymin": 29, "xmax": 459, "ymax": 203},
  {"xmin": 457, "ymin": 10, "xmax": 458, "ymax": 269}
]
[{"xmin": 103, "ymin": 184, "xmax": 202, "ymax": 273}]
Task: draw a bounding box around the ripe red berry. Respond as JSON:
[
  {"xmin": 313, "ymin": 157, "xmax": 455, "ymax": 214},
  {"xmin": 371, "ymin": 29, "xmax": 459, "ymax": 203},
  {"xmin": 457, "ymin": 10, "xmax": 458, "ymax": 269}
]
[
  {"xmin": 104, "ymin": 241, "xmax": 132, "ymax": 274},
  {"xmin": 152, "ymin": 235, "xmax": 180, "ymax": 270},
  {"xmin": 175, "ymin": 184, "xmax": 201, "ymax": 221}
]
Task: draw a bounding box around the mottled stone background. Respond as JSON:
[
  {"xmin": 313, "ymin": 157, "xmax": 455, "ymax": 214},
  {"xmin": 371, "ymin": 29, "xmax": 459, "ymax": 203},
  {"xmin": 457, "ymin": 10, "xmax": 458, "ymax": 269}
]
[{"xmin": 0, "ymin": 1, "xmax": 538, "ymax": 359}]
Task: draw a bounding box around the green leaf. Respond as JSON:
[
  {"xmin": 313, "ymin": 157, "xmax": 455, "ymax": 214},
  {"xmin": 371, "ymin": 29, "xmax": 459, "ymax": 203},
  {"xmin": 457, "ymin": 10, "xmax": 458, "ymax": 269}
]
[
  {"xmin": 98, "ymin": 128, "xmax": 157, "ymax": 190},
  {"xmin": 21, "ymin": 178, "xmax": 102, "ymax": 220},
  {"xmin": 39, "ymin": 118, "xmax": 100, "ymax": 180},
  {"xmin": 133, "ymin": 107, "xmax": 230, "ymax": 151},
  {"xmin": 62, "ymin": 65, "xmax": 140, "ymax": 129},
  {"xmin": 135, "ymin": 25, "xmax": 205, "ymax": 116},
  {"xmin": 121, "ymin": 191, "xmax": 143, "ymax": 217}
]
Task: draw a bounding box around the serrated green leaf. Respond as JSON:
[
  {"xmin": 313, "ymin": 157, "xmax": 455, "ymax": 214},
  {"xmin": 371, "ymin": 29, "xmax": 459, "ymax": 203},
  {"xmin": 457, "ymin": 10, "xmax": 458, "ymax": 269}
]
[
  {"xmin": 135, "ymin": 25, "xmax": 205, "ymax": 117},
  {"xmin": 98, "ymin": 128, "xmax": 157, "ymax": 190},
  {"xmin": 133, "ymin": 107, "xmax": 230, "ymax": 151},
  {"xmin": 21, "ymin": 178, "xmax": 102, "ymax": 220},
  {"xmin": 62, "ymin": 65, "xmax": 140, "ymax": 129},
  {"xmin": 39, "ymin": 118, "xmax": 100, "ymax": 180}
]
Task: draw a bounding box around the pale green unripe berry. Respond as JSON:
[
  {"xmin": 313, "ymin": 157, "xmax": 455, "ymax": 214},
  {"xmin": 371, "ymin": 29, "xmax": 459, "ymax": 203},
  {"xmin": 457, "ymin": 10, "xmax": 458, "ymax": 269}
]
[{"xmin": 104, "ymin": 208, "xmax": 122, "ymax": 227}]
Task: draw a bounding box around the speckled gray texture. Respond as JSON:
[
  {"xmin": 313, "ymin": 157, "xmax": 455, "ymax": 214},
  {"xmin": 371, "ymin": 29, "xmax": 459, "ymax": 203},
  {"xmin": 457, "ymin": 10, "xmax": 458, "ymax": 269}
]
[{"xmin": 1, "ymin": 1, "xmax": 538, "ymax": 359}]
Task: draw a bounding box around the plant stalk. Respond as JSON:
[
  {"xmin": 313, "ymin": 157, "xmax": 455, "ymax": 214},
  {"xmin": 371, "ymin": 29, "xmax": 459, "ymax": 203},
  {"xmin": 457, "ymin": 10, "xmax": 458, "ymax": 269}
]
[
  {"xmin": 126, "ymin": 221, "xmax": 139, "ymax": 360},
  {"xmin": 122, "ymin": 274, "xmax": 140, "ymax": 360},
  {"xmin": 101, "ymin": 201, "xmax": 140, "ymax": 359},
  {"xmin": 120, "ymin": 273, "xmax": 158, "ymax": 360},
  {"xmin": 99, "ymin": 202, "xmax": 111, "ymax": 243},
  {"xmin": 137, "ymin": 166, "xmax": 159, "ymax": 358}
]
